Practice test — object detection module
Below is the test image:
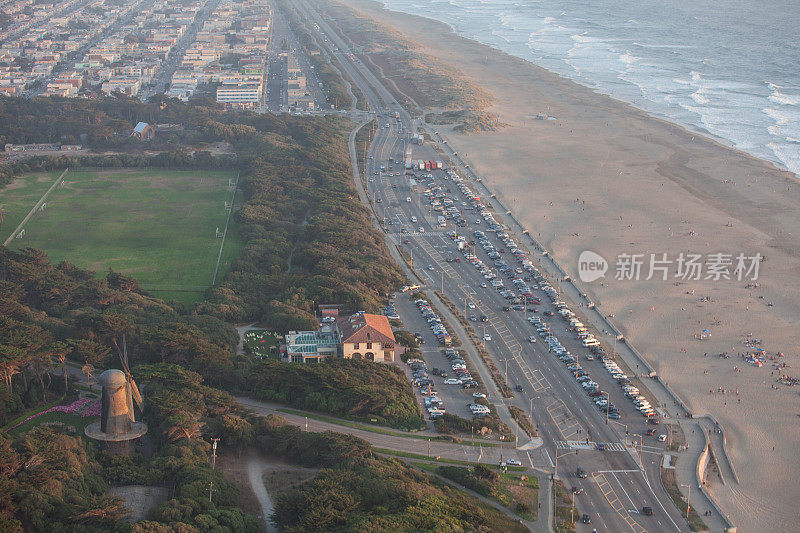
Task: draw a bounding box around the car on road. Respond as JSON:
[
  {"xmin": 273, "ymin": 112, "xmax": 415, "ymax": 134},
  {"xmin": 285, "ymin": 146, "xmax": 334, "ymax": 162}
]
[
  {"xmin": 528, "ymin": 336, "xmax": 537, "ymax": 343},
  {"xmin": 480, "ymin": 282, "xmax": 487, "ymax": 288},
  {"xmin": 571, "ymin": 487, "xmax": 583, "ymax": 495},
  {"xmin": 658, "ymin": 434, "xmax": 667, "ymax": 442},
  {"xmin": 480, "ymin": 315, "xmax": 488, "ymax": 322},
  {"xmin": 582, "ymin": 514, "xmax": 591, "ymax": 524},
  {"xmin": 428, "ymin": 265, "xmax": 435, "ymax": 271},
  {"xmin": 419, "ymin": 227, "xmax": 425, "ymax": 232},
  {"xmin": 642, "ymin": 506, "xmax": 654, "ymax": 516},
  {"xmin": 576, "ymin": 467, "xmax": 587, "ymax": 479},
  {"xmin": 514, "ymin": 385, "xmax": 524, "ymax": 392},
  {"xmin": 506, "ymin": 458, "xmax": 521, "ymax": 466},
  {"xmin": 646, "ymin": 428, "xmax": 656, "ymax": 436},
  {"xmin": 483, "ymin": 334, "xmax": 492, "ymax": 341},
  {"xmin": 468, "ymin": 302, "xmax": 476, "ymax": 309},
  {"xmin": 473, "ymin": 392, "xmax": 486, "ymax": 398}
]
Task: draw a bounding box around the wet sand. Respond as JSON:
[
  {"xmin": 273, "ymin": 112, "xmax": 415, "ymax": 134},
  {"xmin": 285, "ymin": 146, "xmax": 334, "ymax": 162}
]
[{"xmin": 337, "ymin": 0, "xmax": 800, "ymax": 529}]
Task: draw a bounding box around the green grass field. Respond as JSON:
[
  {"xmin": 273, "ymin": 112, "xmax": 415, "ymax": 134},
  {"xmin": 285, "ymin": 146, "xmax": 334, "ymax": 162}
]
[{"xmin": 1, "ymin": 168, "xmax": 241, "ymax": 307}]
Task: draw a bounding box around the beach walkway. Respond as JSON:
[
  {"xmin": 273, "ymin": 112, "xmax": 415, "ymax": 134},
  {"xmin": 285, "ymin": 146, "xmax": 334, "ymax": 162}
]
[{"xmin": 672, "ymin": 420, "xmax": 728, "ymax": 532}]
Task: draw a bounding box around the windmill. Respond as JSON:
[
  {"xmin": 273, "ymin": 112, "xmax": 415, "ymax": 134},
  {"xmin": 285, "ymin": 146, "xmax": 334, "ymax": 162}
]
[{"xmin": 85, "ymin": 335, "xmax": 147, "ymax": 454}]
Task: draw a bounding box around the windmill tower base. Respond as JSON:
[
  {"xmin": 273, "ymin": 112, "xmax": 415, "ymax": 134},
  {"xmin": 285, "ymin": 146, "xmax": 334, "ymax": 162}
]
[{"xmin": 85, "ymin": 420, "xmax": 147, "ymax": 456}]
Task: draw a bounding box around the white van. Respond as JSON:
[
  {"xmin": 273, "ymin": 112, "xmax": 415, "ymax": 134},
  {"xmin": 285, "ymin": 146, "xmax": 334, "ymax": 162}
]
[{"xmin": 582, "ymin": 338, "xmax": 599, "ymax": 347}]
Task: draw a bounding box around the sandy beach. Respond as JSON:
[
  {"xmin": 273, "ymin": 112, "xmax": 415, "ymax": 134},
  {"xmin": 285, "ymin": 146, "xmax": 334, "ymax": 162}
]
[{"xmin": 336, "ymin": 0, "xmax": 800, "ymax": 529}]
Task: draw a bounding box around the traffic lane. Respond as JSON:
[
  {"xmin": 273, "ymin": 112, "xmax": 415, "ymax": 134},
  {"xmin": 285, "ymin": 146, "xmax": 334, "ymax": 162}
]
[
  {"xmin": 392, "ymin": 187, "xmax": 622, "ymax": 446},
  {"xmin": 390, "ymin": 180, "xmax": 668, "ymax": 482},
  {"xmin": 506, "ymin": 293, "xmax": 661, "ymax": 443}
]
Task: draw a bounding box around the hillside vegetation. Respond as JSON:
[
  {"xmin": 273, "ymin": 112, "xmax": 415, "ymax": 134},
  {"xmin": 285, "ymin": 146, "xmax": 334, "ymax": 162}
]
[{"xmin": 241, "ymin": 358, "xmax": 424, "ymax": 429}]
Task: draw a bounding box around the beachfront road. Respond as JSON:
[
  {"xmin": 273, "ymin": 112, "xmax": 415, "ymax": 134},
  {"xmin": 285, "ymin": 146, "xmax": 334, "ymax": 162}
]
[{"xmin": 290, "ymin": 2, "xmax": 689, "ymax": 531}]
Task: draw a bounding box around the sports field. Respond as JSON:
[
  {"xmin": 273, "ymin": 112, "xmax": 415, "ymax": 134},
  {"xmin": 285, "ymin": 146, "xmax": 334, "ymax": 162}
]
[{"xmin": 0, "ymin": 168, "xmax": 241, "ymax": 306}]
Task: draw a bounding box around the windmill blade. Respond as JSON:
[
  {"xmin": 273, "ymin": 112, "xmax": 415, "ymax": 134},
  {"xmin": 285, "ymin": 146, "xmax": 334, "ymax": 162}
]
[
  {"xmin": 129, "ymin": 377, "xmax": 143, "ymax": 408},
  {"xmin": 122, "ymin": 335, "xmax": 129, "ymax": 368},
  {"xmin": 115, "ymin": 337, "xmax": 131, "ymax": 375}
]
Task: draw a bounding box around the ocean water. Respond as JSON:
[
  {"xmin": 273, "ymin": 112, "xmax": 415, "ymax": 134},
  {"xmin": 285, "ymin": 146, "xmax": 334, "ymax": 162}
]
[{"xmin": 379, "ymin": 0, "xmax": 800, "ymax": 175}]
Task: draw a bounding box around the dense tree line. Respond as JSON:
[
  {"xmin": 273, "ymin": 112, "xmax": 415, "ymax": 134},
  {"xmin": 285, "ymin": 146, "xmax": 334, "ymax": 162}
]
[
  {"xmin": 239, "ymin": 358, "xmax": 424, "ymax": 429},
  {"xmin": 271, "ymin": 453, "xmax": 524, "ymax": 532}
]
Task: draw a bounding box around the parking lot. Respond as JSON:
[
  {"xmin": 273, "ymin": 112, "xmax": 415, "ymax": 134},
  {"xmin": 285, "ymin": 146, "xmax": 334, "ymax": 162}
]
[{"xmin": 392, "ymin": 293, "xmax": 492, "ymax": 421}]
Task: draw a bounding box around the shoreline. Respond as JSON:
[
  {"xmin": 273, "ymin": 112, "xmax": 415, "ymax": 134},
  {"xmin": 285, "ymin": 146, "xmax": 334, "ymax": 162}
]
[
  {"xmin": 366, "ymin": 0, "xmax": 796, "ymax": 179},
  {"xmin": 334, "ymin": 0, "xmax": 800, "ymax": 530},
  {"xmin": 375, "ymin": 0, "xmax": 798, "ymax": 177}
]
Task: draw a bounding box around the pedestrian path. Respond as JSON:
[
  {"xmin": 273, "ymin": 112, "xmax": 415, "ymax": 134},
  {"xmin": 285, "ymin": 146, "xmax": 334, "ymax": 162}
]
[{"xmin": 555, "ymin": 440, "xmax": 627, "ymax": 452}]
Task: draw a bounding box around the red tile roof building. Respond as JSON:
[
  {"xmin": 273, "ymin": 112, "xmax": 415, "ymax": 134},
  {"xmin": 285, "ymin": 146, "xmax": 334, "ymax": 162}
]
[{"xmin": 338, "ymin": 312, "xmax": 396, "ymax": 362}]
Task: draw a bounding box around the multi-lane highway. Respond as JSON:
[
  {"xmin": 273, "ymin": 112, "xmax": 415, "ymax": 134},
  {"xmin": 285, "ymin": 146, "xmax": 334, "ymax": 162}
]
[{"xmin": 291, "ymin": 1, "xmax": 691, "ymax": 531}]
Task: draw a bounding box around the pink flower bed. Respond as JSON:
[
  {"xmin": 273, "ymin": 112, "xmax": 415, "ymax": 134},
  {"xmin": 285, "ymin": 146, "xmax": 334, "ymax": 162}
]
[{"xmin": 9, "ymin": 398, "xmax": 101, "ymax": 430}]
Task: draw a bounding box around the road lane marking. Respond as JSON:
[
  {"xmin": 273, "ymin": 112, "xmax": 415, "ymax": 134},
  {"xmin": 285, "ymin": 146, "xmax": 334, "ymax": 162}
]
[{"xmin": 593, "ymin": 473, "xmax": 647, "ymax": 533}]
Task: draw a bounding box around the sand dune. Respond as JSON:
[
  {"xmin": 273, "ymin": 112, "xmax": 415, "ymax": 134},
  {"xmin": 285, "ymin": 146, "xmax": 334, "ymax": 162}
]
[{"xmin": 341, "ymin": 0, "xmax": 800, "ymax": 529}]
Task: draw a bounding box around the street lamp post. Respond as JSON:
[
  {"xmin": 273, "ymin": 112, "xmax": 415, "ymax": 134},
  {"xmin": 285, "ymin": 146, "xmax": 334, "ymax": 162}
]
[
  {"xmin": 603, "ymin": 390, "xmax": 611, "ymax": 425},
  {"xmin": 571, "ymin": 493, "xmax": 575, "ymax": 525},
  {"xmin": 681, "ymin": 483, "xmax": 691, "ymax": 522}
]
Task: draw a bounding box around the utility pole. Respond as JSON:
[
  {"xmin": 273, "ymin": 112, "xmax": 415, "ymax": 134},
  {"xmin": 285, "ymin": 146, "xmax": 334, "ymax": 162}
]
[
  {"xmin": 209, "ymin": 481, "xmax": 213, "ymax": 503},
  {"xmin": 428, "ymin": 438, "xmax": 431, "ymax": 458},
  {"xmin": 211, "ymin": 438, "xmax": 219, "ymax": 470}
]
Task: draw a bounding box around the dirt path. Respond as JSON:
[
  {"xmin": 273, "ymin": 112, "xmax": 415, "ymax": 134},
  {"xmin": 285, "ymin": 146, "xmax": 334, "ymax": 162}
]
[
  {"xmin": 247, "ymin": 450, "xmax": 278, "ymax": 533},
  {"xmin": 235, "ymin": 323, "xmax": 258, "ymax": 355}
]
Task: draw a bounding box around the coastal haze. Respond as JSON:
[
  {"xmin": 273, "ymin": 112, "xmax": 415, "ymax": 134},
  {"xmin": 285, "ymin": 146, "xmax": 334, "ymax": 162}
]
[
  {"xmin": 342, "ymin": 0, "xmax": 800, "ymax": 530},
  {"xmin": 381, "ymin": 0, "xmax": 800, "ymax": 175}
]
